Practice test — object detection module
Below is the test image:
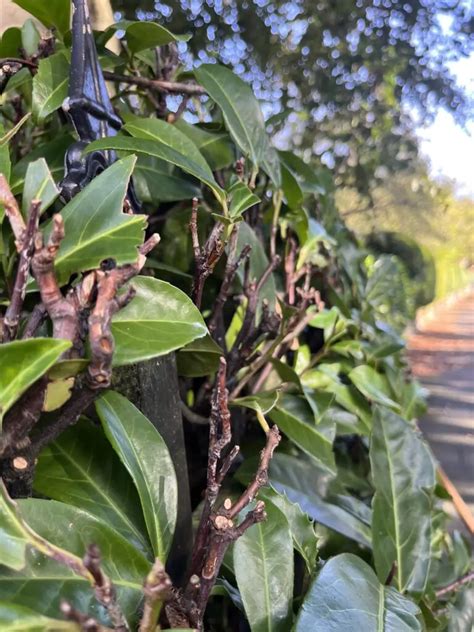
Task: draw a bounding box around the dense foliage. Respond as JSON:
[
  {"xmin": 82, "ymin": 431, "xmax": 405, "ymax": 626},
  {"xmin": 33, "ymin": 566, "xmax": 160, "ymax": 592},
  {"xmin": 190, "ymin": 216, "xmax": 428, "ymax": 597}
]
[
  {"xmin": 113, "ymin": 0, "xmax": 474, "ymax": 193},
  {"xmin": 0, "ymin": 2, "xmax": 472, "ymax": 631}
]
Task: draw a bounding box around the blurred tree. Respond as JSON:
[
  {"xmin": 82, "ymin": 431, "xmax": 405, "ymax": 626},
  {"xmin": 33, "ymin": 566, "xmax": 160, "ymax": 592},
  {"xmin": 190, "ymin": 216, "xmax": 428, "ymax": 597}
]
[{"xmin": 112, "ymin": 0, "xmax": 473, "ymax": 193}]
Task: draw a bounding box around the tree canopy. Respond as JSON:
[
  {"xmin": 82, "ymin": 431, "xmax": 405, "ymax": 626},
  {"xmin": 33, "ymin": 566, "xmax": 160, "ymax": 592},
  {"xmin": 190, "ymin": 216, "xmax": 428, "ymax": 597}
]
[{"xmin": 113, "ymin": 0, "xmax": 474, "ymax": 192}]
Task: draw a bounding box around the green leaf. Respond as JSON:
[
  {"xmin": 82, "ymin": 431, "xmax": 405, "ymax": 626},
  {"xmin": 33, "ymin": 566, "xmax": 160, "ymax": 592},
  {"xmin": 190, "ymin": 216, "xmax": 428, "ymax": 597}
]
[
  {"xmin": 22, "ymin": 158, "xmax": 59, "ymax": 217},
  {"xmin": 279, "ymin": 151, "xmax": 325, "ymax": 195},
  {"xmin": 14, "ymin": 0, "xmax": 71, "ymax": 36},
  {"xmin": 0, "ymin": 483, "xmax": 29, "ymax": 571},
  {"xmin": 96, "ymin": 391, "xmax": 178, "ymax": 561},
  {"xmin": 235, "ymin": 222, "xmax": 277, "ymax": 311},
  {"xmin": 174, "ymin": 120, "xmax": 234, "ymax": 170},
  {"xmin": 0, "ymin": 125, "xmax": 11, "ymax": 185},
  {"xmin": 0, "ymin": 114, "xmax": 31, "ymax": 148},
  {"xmin": 349, "ymin": 365, "xmax": 400, "ymax": 410},
  {"xmin": 261, "ymin": 141, "xmax": 282, "ymax": 188},
  {"xmin": 0, "ymin": 498, "xmax": 148, "ymax": 624},
  {"xmin": 0, "ymin": 602, "xmax": 79, "ymax": 631},
  {"xmin": 234, "ymin": 503, "xmax": 294, "ymax": 632},
  {"xmin": 295, "ymin": 554, "xmax": 421, "ymax": 631},
  {"xmin": 261, "ymin": 487, "xmax": 318, "ymax": 573},
  {"xmin": 176, "ymin": 334, "xmax": 222, "ymax": 377},
  {"xmin": 228, "ymin": 181, "xmax": 260, "ymax": 220},
  {"xmin": 268, "ymin": 394, "xmax": 336, "ymax": 475},
  {"xmin": 117, "ymin": 20, "xmax": 190, "ymax": 54},
  {"xmin": 232, "ymin": 391, "xmax": 280, "ymax": 416},
  {"xmin": 0, "ymin": 27, "xmax": 22, "ymax": 57},
  {"xmin": 0, "ymin": 338, "xmax": 71, "ymax": 425},
  {"xmin": 370, "ymin": 406, "xmax": 436, "ymax": 593},
  {"xmin": 281, "ymin": 163, "xmax": 303, "ymax": 209},
  {"xmin": 11, "ymin": 135, "xmax": 72, "ymax": 195},
  {"xmin": 134, "ymin": 155, "xmax": 200, "ymax": 204},
  {"xmin": 111, "ymin": 276, "xmax": 207, "ymax": 366},
  {"xmin": 87, "ymin": 135, "xmax": 225, "ymax": 205},
  {"xmin": 46, "ymin": 156, "xmax": 146, "ymax": 285},
  {"xmin": 195, "ymin": 64, "xmax": 267, "ymax": 167},
  {"xmin": 21, "ymin": 19, "xmax": 40, "ymax": 57},
  {"xmin": 32, "ymin": 52, "xmax": 69, "ymax": 123},
  {"xmin": 302, "ymin": 369, "xmax": 372, "ymax": 433},
  {"xmin": 269, "ymin": 454, "xmax": 372, "ymax": 547},
  {"xmin": 34, "ymin": 419, "xmax": 152, "ymax": 558}
]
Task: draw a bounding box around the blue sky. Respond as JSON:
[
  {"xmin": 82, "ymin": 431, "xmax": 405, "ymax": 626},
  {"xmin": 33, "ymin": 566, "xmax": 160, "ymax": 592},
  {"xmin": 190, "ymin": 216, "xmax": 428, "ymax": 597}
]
[{"xmin": 417, "ymin": 52, "xmax": 473, "ymax": 199}]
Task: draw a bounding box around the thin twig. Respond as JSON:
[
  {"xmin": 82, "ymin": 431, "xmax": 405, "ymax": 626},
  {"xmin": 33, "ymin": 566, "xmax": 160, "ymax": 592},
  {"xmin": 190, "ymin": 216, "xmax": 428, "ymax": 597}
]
[
  {"xmin": 139, "ymin": 558, "xmax": 173, "ymax": 632},
  {"xmin": 103, "ymin": 71, "xmax": 206, "ymax": 96},
  {"xmin": 83, "ymin": 544, "xmax": 130, "ymax": 631},
  {"xmin": 0, "ymin": 174, "xmax": 26, "ymax": 245},
  {"xmin": 3, "ymin": 200, "xmax": 41, "ymax": 341},
  {"xmin": 435, "ymin": 571, "xmax": 474, "ymax": 598}
]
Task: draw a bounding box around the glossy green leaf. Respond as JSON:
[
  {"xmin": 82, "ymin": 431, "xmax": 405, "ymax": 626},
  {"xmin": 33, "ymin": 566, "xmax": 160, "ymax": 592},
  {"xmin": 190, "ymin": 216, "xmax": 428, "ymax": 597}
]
[
  {"xmin": 261, "ymin": 140, "xmax": 282, "ymax": 188},
  {"xmin": 21, "ymin": 19, "xmax": 40, "ymax": 57},
  {"xmin": 0, "ymin": 124, "xmax": 11, "ymax": 185},
  {"xmin": 11, "ymin": 135, "xmax": 72, "ymax": 195},
  {"xmin": 281, "ymin": 163, "xmax": 303, "ymax": 209},
  {"xmin": 228, "ymin": 181, "xmax": 260, "ymax": 219},
  {"xmin": 0, "ymin": 27, "xmax": 22, "ymax": 57},
  {"xmin": 176, "ymin": 334, "xmax": 222, "ymax": 377},
  {"xmin": 0, "ymin": 602, "xmax": 79, "ymax": 631},
  {"xmin": 96, "ymin": 391, "xmax": 178, "ymax": 561},
  {"xmin": 32, "ymin": 52, "xmax": 69, "ymax": 122},
  {"xmin": 232, "ymin": 391, "xmax": 280, "ymax": 416},
  {"xmin": 0, "ymin": 498, "xmax": 148, "ymax": 624},
  {"xmin": 302, "ymin": 368, "xmax": 372, "ymax": 433},
  {"xmin": 134, "ymin": 155, "xmax": 200, "ymax": 203},
  {"xmin": 279, "ymin": 151, "xmax": 325, "ymax": 195},
  {"xmin": 46, "ymin": 156, "xmax": 146, "ymax": 285},
  {"xmin": 111, "ymin": 276, "xmax": 207, "ymax": 366},
  {"xmin": 14, "ymin": 0, "xmax": 71, "ymax": 36},
  {"xmin": 124, "ymin": 116, "xmax": 212, "ymax": 181},
  {"xmin": 295, "ymin": 554, "xmax": 421, "ymax": 631},
  {"xmin": 269, "ymin": 394, "xmax": 336, "ymax": 475},
  {"xmin": 234, "ymin": 503, "xmax": 294, "ymax": 632},
  {"xmin": 261, "ymin": 488, "xmax": 318, "ymax": 573},
  {"xmin": 269, "ymin": 454, "xmax": 372, "ymax": 547},
  {"xmin": 235, "ymin": 221, "xmax": 277, "ymax": 311},
  {"xmin": 0, "ymin": 482, "xmax": 29, "ymax": 571},
  {"xmin": 174, "ymin": 120, "xmax": 234, "ymax": 170},
  {"xmin": 370, "ymin": 406, "xmax": 436, "ymax": 592},
  {"xmin": 0, "ymin": 338, "xmax": 71, "ymax": 425},
  {"xmin": 195, "ymin": 64, "xmax": 267, "ymax": 167},
  {"xmin": 22, "ymin": 158, "xmax": 59, "ymax": 217},
  {"xmin": 349, "ymin": 365, "xmax": 400, "ymax": 410},
  {"xmin": 87, "ymin": 135, "xmax": 225, "ymax": 204},
  {"xmin": 34, "ymin": 419, "xmax": 152, "ymax": 558},
  {"xmin": 118, "ymin": 20, "xmax": 191, "ymax": 54}
]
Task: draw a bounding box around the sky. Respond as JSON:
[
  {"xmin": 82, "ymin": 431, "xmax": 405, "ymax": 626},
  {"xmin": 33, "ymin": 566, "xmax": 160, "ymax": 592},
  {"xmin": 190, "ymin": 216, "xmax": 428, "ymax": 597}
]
[{"xmin": 417, "ymin": 50, "xmax": 474, "ymax": 199}]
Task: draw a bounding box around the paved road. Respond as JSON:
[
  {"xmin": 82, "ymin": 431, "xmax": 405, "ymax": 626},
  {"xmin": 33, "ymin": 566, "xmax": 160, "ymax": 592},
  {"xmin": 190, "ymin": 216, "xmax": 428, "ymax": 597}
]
[{"xmin": 408, "ymin": 293, "xmax": 474, "ymax": 518}]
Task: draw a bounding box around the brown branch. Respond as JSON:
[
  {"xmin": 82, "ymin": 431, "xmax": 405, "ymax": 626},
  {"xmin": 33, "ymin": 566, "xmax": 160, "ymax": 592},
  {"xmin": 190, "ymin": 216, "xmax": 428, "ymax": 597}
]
[
  {"xmin": 22, "ymin": 303, "xmax": 47, "ymax": 338},
  {"xmin": 182, "ymin": 359, "xmax": 280, "ymax": 629},
  {"xmin": 188, "ymin": 359, "xmax": 233, "ymax": 580},
  {"xmin": 227, "ymin": 255, "xmax": 281, "ymax": 374},
  {"xmin": 3, "ymin": 201, "xmax": 41, "ymax": 341},
  {"xmin": 60, "ymin": 601, "xmax": 113, "ymax": 632},
  {"xmin": 0, "ymin": 174, "xmax": 26, "ymax": 246},
  {"xmin": 435, "ymin": 571, "xmax": 474, "ymax": 599},
  {"xmin": 190, "ymin": 199, "xmax": 225, "ymax": 308},
  {"xmin": 103, "ymin": 71, "xmax": 206, "ymax": 96},
  {"xmin": 208, "ymin": 226, "xmax": 251, "ymax": 347},
  {"xmin": 84, "ymin": 544, "xmax": 129, "ymax": 631},
  {"xmin": 31, "ymin": 214, "xmax": 81, "ymax": 350}
]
